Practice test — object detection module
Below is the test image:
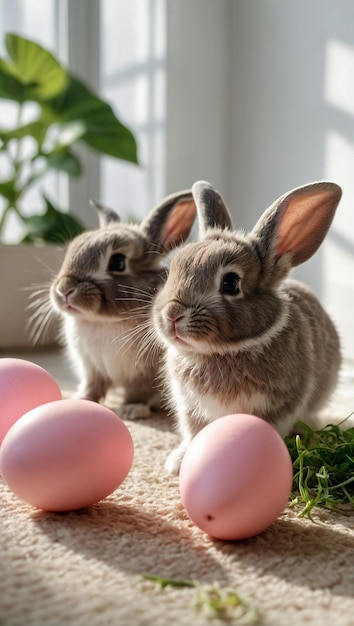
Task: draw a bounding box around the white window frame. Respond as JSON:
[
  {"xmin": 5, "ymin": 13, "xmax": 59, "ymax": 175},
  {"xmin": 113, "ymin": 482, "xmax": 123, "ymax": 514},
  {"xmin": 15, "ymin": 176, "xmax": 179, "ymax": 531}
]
[{"xmin": 58, "ymin": 0, "xmax": 101, "ymax": 229}]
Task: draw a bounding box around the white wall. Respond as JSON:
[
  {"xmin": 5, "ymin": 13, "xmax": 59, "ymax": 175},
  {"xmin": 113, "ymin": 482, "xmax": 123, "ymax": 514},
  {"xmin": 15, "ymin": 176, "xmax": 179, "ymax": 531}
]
[
  {"xmin": 230, "ymin": 0, "xmax": 354, "ymax": 361},
  {"xmin": 166, "ymin": 0, "xmax": 232, "ymax": 195},
  {"xmin": 166, "ymin": 0, "xmax": 354, "ymax": 360},
  {"xmin": 99, "ymin": 0, "xmax": 167, "ymax": 223}
]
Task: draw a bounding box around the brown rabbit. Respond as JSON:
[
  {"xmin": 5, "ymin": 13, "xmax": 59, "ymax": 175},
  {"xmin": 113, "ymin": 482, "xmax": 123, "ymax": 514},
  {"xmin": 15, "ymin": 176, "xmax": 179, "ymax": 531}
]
[
  {"xmin": 45, "ymin": 190, "xmax": 196, "ymax": 419},
  {"xmin": 152, "ymin": 180, "xmax": 342, "ymax": 473}
]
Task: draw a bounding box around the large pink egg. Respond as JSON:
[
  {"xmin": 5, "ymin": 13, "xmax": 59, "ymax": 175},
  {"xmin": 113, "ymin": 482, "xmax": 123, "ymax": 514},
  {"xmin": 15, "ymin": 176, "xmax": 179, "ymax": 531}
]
[
  {"xmin": 179, "ymin": 414, "xmax": 293, "ymax": 540},
  {"xmin": 0, "ymin": 399, "xmax": 134, "ymax": 511},
  {"xmin": 0, "ymin": 358, "xmax": 62, "ymax": 444}
]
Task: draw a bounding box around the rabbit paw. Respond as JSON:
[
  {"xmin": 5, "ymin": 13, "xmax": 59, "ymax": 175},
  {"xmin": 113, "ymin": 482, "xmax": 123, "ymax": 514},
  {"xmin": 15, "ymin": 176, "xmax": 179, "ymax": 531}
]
[
  {"xmin": 165, "ymin": 444, "xmax": 189, "ymax": 475},
  {"xmin": 120, "ymin": 403, "xmax": 152, "ymax": 420}
]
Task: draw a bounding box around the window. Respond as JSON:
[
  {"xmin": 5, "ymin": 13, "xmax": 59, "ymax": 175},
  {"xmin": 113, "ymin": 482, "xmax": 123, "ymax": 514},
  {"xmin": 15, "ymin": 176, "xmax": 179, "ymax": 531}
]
[
  {"xmin": 0, "ymin": 0, "xmax": 60, "ymax": 242},
  {"xmin": 100, "ymin": 0, "xmax": 166, "ymax": 221},
  {"xmin": 0, "ymin": 0, "xmax": 167, "ymax": 242}
]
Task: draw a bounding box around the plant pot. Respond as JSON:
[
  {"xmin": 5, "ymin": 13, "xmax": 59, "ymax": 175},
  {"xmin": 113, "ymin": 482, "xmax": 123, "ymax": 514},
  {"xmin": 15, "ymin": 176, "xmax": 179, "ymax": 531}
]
[{"xmin": 0, "ymin": 243, "xmax": 65, "ymax": 350}]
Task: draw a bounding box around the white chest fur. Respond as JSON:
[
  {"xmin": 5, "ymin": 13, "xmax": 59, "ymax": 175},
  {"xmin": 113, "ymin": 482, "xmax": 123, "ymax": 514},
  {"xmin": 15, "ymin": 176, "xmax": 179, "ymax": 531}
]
[{"xmin": 64, "ymin": 316, "xmax": 143, "ymax": 383}]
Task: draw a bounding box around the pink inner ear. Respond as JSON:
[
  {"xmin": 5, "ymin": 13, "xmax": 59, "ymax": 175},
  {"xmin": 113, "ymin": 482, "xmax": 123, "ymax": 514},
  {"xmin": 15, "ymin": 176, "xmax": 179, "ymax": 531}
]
[
  {"xmin": 162, "ymin": 200, "xmax": 196, "ymax": 249},
  {"xmin": 276, "ymin": 190, "xmax": 338, "ymax": 266}
]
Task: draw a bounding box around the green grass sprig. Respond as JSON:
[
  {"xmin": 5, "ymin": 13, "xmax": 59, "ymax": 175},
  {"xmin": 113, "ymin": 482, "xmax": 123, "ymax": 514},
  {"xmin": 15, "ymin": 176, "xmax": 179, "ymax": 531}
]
[
  {"xmin": 141, "ymin": 575, "xmax": 260, "ymax": 624},
  {"xmin": 285, "ymin": 417, "xmax": 354, "ymax": 518}
]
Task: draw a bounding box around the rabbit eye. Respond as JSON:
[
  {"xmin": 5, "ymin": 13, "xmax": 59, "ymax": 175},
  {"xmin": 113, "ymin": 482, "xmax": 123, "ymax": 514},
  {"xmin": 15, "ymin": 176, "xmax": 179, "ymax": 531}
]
[
  {"xmin": 108, "ymin": 253, "xmax": 126, "ymax": 272},
  {"xmin": 221, "ymin": 272, "xmax": 240, "ymax": 295}
]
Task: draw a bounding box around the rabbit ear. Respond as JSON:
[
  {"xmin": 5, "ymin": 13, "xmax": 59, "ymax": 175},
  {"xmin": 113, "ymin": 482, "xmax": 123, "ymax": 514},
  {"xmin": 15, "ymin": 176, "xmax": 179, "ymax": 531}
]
[
  {"xmin": 90, "ymin": 200, "xmax": 121, "ymax": 228},
  {"xmin": 192, "ymin": 180, "xmax": 233, "ymax": 236},
  {"xmin": 140, "ymin": 190, "xmax": 196, "ymax": 253},
  {"xmin": 252, "ymin": 182, "xmax": 342, "ymax": 269}
]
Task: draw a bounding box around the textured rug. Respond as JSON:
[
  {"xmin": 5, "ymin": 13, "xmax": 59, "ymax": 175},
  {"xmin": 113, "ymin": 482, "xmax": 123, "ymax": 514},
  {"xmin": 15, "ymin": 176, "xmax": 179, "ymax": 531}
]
[{"xmin": 1, "ymin": 352, "xmax": 354, "ymax": 626}]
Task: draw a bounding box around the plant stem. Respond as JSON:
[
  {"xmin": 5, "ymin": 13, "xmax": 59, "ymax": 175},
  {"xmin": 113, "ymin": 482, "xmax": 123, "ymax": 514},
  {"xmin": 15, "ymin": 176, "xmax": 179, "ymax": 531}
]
[
  {"xmin": 19, "ymin": 160, "xmax": 48, "ymax": 191},
  {"xmin": 0, "ymin": 104, "xmax": 23, "ymax": 239},
  {"xmin": 0, "ymin": 103, "xmax": 46, "ymax": 239},
  {"xmin": 0, "ymin": 201, "xmax": 11, "ymax": 235},
  {"xmin": 11, "ymin": 103, "xmax": 24, "ymax": 174}
]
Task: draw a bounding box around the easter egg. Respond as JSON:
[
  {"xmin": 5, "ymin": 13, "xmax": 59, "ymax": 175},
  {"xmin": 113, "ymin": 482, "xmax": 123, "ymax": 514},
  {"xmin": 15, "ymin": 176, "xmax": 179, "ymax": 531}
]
[
  {"xmin": 0, "ymin": 399, "xmax": 134, "ymax": 511},
  {"xmin": 179, "ymin": 413, "xmax": 293, "ymax": 540},
  {"xmin": 0, "ymin": 358, "xmax": 62, "ymax": 444}
]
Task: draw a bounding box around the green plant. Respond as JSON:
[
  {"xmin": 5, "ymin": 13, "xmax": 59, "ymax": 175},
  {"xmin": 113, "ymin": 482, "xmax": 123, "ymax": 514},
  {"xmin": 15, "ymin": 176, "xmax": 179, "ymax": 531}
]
[
  {"xmin": 0, "ymin": 32, "xmax": 138, "ymax": 244},
  {"xmin": 285, "ymin": 417, "xmax": 354, "ymax": 518}
]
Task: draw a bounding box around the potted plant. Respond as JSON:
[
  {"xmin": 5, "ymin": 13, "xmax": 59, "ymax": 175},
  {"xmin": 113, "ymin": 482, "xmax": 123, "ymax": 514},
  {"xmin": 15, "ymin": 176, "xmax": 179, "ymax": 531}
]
[{"xmin": 0, "ymin": 32, "xmax": 138, "ymax": 349}]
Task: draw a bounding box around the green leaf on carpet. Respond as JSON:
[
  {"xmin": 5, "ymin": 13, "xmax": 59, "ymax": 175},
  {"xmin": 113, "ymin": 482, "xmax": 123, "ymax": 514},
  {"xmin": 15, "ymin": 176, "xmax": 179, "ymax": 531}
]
[
  {"xmin": 141, "ymin": 574, "xmax": 196, "ymax": 589},
  {"xmin": 140, "ymin": 575, "xmax": 260, "ymax": 623}
]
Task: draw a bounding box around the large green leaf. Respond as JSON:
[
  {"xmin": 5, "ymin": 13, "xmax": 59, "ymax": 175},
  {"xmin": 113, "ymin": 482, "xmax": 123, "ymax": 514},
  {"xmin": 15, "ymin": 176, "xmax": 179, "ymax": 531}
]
[
  {"xmin": 51, "ymin": 120, "xmax": 87, "ymax": 148},
  {"xmin": 0, "ymin": 180, "xmax": 19, "ymax": 204},
  {"xmin": 0, "ymin": 61, "xmax": 30, "ymax": 100},
  {"xmin": 45, "ymin": 75, "xmax": 138, "ymax": 164},
  {"xmin": 21, "ymin": 195, "xmax": 85, "ymax": 243},
  {"xmin": 0, "ymin": 32, "xmax": 139, "ymax": 243},
  {"xmin": 0, "ymin": 33, "xmax": 68, "ymax": 101},
  {"xmin": 45, "ymin": 148, "xmax": 83, "ymax": 177},
  {"xmin": 0, "ymin": 119, "xmax": 48, "ymax": 144}
]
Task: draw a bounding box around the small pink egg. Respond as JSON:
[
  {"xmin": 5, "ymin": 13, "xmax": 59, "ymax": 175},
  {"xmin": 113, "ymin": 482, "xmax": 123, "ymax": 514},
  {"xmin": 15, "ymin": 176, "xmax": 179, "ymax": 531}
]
[
  {"xmin": 179, "ymin": 414, "xmax": 293, "ymax": 540},
  {"xmin": 0, "ymin": 399, "xmax": 134, "ymax": 511},
  {"xmin": 0, "ymin": 358, "xmax": 62, "ymax": 444}
]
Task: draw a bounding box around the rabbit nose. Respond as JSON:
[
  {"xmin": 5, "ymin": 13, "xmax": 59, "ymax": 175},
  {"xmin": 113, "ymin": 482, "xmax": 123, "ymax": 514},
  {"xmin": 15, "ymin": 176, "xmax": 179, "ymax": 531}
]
[
  {"xmin": 166, "ymin": 312, "xmax": 185, "ymax": 326},
  {"xmin": 161, "ymin": 303, "xmax": 188, "ymax": 338},
  {"xmin": 55, "ymin": 284, "xmax": 78, "ymax": 309},
  {"xmin": 163, "ymin": 301, "xmax": 185, "ymax": 322},
  {"xmin": 56, "ymin": 275, "xmax": 78, "ymax": 294},
  {"xmin": 55, "ymin": 284, "xmax": 75, "ymax": 299},
  {"xmin": 62, "ymin": 288, "xmax": 76, "ymax": 303},
  {"xmin": 166, "ymin": 315, "xmax": 186, "ymax": 339}
]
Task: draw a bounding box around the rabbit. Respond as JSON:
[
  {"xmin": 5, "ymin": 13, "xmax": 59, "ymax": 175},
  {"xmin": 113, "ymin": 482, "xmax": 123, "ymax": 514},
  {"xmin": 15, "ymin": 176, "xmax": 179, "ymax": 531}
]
[
  {"xmin": 152, "ymin": 180, "xmax": 343, "ymax": 474},
  {"xmin": 45, "ymin": 190, "xmax": 196, "ymax": 420}
]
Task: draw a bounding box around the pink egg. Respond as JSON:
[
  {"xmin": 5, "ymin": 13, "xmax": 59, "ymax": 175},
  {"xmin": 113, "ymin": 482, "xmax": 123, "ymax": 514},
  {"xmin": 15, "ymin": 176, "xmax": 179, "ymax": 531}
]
[
  {"xmin": 0, "ymin": 358, "xmax": 62, "ymax": 444},
  {"xmin": 179, "ymin": 414, "xmax": 293, "ymax": 540},
  {"xmin": 0, "ymin": 399, "xmax": 134, "ymax": 511}
]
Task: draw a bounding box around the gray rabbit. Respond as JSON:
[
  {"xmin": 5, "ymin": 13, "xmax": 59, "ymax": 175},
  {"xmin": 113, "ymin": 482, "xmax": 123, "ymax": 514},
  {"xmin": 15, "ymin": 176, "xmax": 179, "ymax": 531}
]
[
  {"xmin": 47, "ymin": 191, "xmax": 196, "ymax": 419},
  {"xmin": 152, "ymin": 180, "xmax": 342, "ymax": 473}
]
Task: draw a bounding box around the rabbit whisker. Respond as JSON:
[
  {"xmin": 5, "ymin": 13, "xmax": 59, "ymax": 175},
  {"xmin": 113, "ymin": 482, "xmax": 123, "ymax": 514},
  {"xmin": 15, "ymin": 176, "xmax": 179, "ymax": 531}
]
[
  {"xmin": 113, "ymin": 304, "xmax": 152, "ymax": 322},
  {"xmin": 113, "ymin": 319, "xmax": 153, "ymax": 359},
  {"xmin": 26, "ymin": 291, "xmax": 51, "ymax": 309},
  {"xmin": 146, "ymin": 242, "xmax": 164, "ymax": 254},
  {"xmin": 23, "ymin": 256, "xmax": 62, "ymax": 283},
  {"xmin": 26, "ymin": 298, "xmax": 57, "ymax": 344},
  {"xmin": 115, "ymin": 283, "xmax": 155, "ymax": 297},
  {"xmin": 115, "ymin": 297, "xmax": 152, "ymax": 306},
  {"xmin": 116, "ymin": 313, "xmax": 151, "ymax": 340},
  {"xmin": 135, "ymin": 325, "xmax": 161, "ymax": 367}
]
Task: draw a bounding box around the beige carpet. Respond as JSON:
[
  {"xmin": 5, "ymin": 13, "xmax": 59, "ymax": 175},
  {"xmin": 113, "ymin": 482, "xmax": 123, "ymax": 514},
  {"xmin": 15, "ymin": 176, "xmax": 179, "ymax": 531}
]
[{"xmin": 1, "ymin": 351, "xmax": 354, "ymax": 626}]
